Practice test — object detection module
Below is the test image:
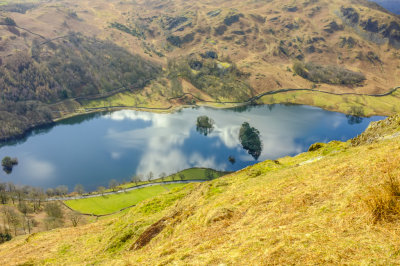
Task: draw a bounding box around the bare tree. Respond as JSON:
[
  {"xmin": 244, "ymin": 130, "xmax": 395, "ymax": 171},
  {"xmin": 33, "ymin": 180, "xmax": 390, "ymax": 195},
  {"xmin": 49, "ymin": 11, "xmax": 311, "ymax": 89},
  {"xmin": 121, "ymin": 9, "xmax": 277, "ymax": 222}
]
[
  {"xmin": 147, "ymin": 172, "xmax": 154, "ymax": 182},
  {"xmin": 131, "ymin": 175, "xmax": 141, "ymax": 186},
  {"xmin": 69, "ymin": 212, "xmax": 81, "ymax": 227},
  {"xmin": 159, "ymin": 172, "xmax": 167, "ymax": 182},
  {"xmin": 179, "ymin": 173, "xmax": 185, "ymax": 181},
  {"xmin": 55, "ymin": 185, "xmax": 68, "ymax": 196},
  {"xmin": 7, "ymin": 208, "xmax": 21, "ymax": 236},
  {"xmin": 109, "ymin": 179, "xmax": 119, "ymax": 192},
  {"xmin": 97, "ymin": 186, "xmax": 106, "ymax": 196},
  {"xmin": 74, "ymin": 184, "xmax": 85, "ymax": 195}
]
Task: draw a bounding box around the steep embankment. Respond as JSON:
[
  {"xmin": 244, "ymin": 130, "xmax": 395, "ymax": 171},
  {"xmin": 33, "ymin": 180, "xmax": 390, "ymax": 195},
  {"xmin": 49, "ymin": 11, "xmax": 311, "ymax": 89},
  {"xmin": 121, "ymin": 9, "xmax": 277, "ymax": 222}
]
[{"xmin": 1, "ymin": 114, "xmax": 400, "ymax": 264}]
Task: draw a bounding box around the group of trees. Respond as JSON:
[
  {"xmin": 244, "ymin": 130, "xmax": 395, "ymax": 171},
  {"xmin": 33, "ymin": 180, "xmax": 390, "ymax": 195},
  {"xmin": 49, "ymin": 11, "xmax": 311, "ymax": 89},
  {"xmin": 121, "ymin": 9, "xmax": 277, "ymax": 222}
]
[
  {"xmin": 167, "ymin": 56, "xmax": 252, "ymax": 102},
  {"xmin": 0, "ymin": 182, "xmax": 45, "ymax": 238},
  {"xmin": 239, "ymin": 122, "xmax": 263, "ymax": 160},
  {"xmin": 0, "ymin": 33, "xmax": 161, "ymax": 103},
  {"xmin": 0, "ymin": 181, "xmax": 84, "ymax": 239},
  {"xmin": 45, "ymin": 185, "xmax": 68, "ymax": 197},
  {"xmin": 293, "ymin": 61, "xmax": 366, "ymax": 85},
  {"xmin": 0, "ymin": 32, "xmax": 161, "ymax": 141},
  {"xmin": 195, "ymin": 115, "xmax": 263, "ymax": 161}
]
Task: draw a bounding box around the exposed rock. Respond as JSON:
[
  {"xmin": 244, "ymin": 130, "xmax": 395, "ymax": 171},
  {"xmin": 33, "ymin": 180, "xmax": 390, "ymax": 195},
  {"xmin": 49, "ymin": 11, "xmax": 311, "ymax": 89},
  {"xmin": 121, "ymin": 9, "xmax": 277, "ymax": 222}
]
[
  {"xmin": 207, "ymin": 9, "xmax": 221, "ymax": 17},
  {"xmin": 339, "ymin": 36, "xmax": 356, "ymax": 48},
  {"xmin": 340, "ymin": 6, "xmax": 400, "ymax": 48},
  {"xmin": 189, "ymin": 60, "xmax": 203, "ymax": 70},
  {"xmin": 306, "ymin": 36, "xmax": 325, "ymax": 44},
  {"xmin": 200, "ymin": 51, "xmax": 218, "ymax": 59},
  {"xmin": 361, "ymin": 18, "xmax": 380, "ymax": 33},
  {"xmin": 224, "ymin": 14, "xmax": 241, "ymax": 26},
  {"xmin": 308, "ymin": 142, "xmax": 325, "ymax": 151},
  {"xmin": 232, "ymin": 30, "xmax": 245, "ymax": 35},
  {"xmin": 284, "ymin": 6, "xmax": 298, "ymax": 12},
  {"xmin": 163, "ymin": 16, "xmax": 188, "ymax": 30},
  {"xmin": 166, "ymin": 32, "xmax": 194, "ymax": 47},
  {"xmin": 306, "ymin": 45, "xmax": 316, "ymax": 53},
  {"xmin": 341, "ymin": 7, "xmax": 360, "ymax": 24},
  {"xmin": 324, "ymin": 21, "xmax": 344, "ymax": 34}
]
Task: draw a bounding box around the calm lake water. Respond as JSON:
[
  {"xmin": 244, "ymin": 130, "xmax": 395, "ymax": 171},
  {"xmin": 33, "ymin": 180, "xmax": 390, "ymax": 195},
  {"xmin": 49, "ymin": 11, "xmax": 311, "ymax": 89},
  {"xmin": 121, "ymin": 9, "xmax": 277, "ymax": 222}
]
[{"xmin": 0, "ymin": 105, "xmax": 383, "ymax": 191}]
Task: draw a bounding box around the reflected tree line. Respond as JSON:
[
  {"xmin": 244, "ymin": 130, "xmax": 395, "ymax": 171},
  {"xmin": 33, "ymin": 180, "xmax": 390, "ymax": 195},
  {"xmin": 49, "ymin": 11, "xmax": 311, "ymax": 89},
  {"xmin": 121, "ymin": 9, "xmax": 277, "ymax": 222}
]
[{"xmin": 196, "ymin": 115, "xmax": 263, "ymax": 161}]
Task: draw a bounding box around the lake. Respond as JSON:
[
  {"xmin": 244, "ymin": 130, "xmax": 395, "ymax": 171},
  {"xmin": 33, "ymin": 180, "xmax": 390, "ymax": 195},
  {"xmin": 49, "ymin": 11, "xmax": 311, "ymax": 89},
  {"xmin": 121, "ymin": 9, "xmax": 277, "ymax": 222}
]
[{"xmin": 0, "ymin": 105, "xmax": 383, "ymax": 191}]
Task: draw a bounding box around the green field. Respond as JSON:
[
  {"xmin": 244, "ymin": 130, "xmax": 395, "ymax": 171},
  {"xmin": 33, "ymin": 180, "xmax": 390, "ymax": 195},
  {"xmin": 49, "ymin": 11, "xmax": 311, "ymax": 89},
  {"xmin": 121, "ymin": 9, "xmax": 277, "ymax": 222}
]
[
  {"xmin": 258, "ymin": 89, "xmax": 400, "ymax": 116},
  {"xmin": 115, "ymin": 168, "xmax": 230, "ymax": 190},
  {"xmin": 64, "ymin": 184, "xmax": 185, "ymax": 215}
]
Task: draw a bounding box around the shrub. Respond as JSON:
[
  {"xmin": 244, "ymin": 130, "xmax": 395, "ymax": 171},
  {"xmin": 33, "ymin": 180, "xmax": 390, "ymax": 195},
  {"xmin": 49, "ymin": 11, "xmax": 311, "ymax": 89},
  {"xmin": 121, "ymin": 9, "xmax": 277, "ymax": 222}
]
[{"xmin": 4, "ymin": 17, "xmax": 16, "ymax": 26}]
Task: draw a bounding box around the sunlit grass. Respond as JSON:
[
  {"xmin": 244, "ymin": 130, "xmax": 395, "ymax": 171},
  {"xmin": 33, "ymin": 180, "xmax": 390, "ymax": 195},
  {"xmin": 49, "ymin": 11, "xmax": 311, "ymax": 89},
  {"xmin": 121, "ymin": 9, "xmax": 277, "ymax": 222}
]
[
  {"xmin": 258, "ymin": 89, "xmax": 400, "ymax": 116},
  {"xmin": 64, "ymin": 184, "xmax": 185, "ymax": 215},
  {"xmin": 2, "ymin": 116, "xmax": 400, "ymax": 264}
]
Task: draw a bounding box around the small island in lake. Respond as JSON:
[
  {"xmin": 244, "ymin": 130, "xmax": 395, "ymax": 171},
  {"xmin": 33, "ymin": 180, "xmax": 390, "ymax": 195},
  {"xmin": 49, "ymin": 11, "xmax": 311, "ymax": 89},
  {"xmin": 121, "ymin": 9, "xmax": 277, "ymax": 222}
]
[{"xmin": 2, "ymin": 156, "xmax": 18, "ymax": 174}]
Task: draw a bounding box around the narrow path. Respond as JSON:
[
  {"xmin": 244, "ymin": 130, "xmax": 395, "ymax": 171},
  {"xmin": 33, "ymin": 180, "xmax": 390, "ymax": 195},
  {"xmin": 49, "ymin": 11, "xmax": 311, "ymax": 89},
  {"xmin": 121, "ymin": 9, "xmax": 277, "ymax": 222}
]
[
  {"xmin": 82, "ymin": 86, "xmax": 400, "ymax": 113},
  {"xmin": 50, "ymin": 180, "xmax": 206, "ymax": 201}
]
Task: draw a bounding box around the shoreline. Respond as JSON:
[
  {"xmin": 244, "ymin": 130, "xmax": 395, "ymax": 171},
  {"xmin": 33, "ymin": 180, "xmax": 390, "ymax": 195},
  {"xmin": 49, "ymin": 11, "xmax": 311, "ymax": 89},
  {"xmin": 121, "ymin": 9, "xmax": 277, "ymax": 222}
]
[{"xmin": 1, "ymin": 86, "xmax": 399, "ymax": 143}]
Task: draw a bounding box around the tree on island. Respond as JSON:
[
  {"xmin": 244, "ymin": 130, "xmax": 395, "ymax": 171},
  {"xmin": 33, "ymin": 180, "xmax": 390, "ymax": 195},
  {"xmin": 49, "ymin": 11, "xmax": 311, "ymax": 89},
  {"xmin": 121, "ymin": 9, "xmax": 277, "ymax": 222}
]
[
  {"xmin": 196, "ymin": 116, "xmax": 215, "ymax": 136},
  {"xmin": 239, "ymin": 122, "xmax": 263, "ymax": 160},
  {"xmin": 2, "ymin": 156, "xmax": 18, "ymax": 174}
]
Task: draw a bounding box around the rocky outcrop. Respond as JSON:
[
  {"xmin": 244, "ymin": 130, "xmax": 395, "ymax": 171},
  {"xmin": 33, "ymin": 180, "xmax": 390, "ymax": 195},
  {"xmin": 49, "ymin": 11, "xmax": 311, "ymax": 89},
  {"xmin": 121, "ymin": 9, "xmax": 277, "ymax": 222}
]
[{"xmin": 339, "ymin": 6, "xmax": 400, "ymax": 48}]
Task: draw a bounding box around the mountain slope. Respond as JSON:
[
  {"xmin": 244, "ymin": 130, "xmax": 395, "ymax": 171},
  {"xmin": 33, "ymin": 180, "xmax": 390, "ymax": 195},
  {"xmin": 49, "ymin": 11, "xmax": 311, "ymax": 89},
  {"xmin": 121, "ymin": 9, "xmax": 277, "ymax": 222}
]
[
  {"xmin": 1, "ymin": 114, "xmax": 400, "ymax": 265},
  {"xmin": 1, "ymin": 0, "xmax": 400, "ymax": 141}
]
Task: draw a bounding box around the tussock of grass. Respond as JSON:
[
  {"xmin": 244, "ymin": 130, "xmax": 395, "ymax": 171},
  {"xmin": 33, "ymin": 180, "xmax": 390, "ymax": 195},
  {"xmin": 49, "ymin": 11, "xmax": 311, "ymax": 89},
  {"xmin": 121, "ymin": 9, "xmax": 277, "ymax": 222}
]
[
  {"xmin": 364, "ymin": 157, "xmax": 400, "ymax": 223},
  {"xmin": 1, "ymin": 116, "xmax": 400, "ymax": 264}
]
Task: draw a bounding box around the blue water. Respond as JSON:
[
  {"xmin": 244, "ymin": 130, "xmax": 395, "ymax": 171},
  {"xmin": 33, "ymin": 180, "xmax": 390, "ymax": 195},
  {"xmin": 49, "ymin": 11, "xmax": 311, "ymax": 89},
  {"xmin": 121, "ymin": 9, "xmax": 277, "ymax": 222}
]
[
  {"xmin": 370, "ymin": 0, "xmax": 400, "ymax": 15},
  {"xmin": 0, "ymin": 105, "xmax": 383, "ymax": 191}
]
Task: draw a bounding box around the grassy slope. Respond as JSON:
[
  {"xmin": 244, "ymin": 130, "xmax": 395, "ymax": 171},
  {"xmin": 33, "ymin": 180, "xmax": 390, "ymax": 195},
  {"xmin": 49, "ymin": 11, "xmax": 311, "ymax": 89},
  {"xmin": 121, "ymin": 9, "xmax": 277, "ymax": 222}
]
[
  {"xmin": 65, "ymin": 184, "xmax": 185, "ymax": 216},
  {"xmin": 259, "ymin": 88, "xmax": 400, "ymax": 116},
  {"xmin": 95, "ymin": 168, "xmax": 229, "ymax": 193},
  {"xmin": 1, "ymin": 115, "xmax": 400, "ymax": 264}
]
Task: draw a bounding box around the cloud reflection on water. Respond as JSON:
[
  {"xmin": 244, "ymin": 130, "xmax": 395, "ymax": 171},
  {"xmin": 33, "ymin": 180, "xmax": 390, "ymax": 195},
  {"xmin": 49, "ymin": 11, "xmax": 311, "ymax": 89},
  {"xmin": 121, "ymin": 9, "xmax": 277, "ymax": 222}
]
[{"xmin": 103, "ymin": 106, "xmax": 332, "ymax": 177}]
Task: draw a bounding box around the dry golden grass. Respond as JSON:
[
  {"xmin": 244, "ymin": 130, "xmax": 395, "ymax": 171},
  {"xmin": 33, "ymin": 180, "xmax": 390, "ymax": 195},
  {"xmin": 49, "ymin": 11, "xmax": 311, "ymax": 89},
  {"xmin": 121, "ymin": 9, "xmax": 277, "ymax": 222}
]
[{"xmin": 1, "ymin": 116, "xmax": 400, "ymax": 265}]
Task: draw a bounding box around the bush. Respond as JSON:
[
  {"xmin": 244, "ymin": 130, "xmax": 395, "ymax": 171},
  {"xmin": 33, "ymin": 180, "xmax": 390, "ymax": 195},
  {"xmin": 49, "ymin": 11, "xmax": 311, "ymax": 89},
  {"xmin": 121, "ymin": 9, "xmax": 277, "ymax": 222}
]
[
  {"xmin": 4, "ymin": 17, "xmax": 16, "ymax": 26},
  {"xmin": 0, "ymin": 233, "xmax": 12, "ymax": 244},
  {"xmin": 44, "ymin": 202, "xmax": 63, "ymax": 219}
]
